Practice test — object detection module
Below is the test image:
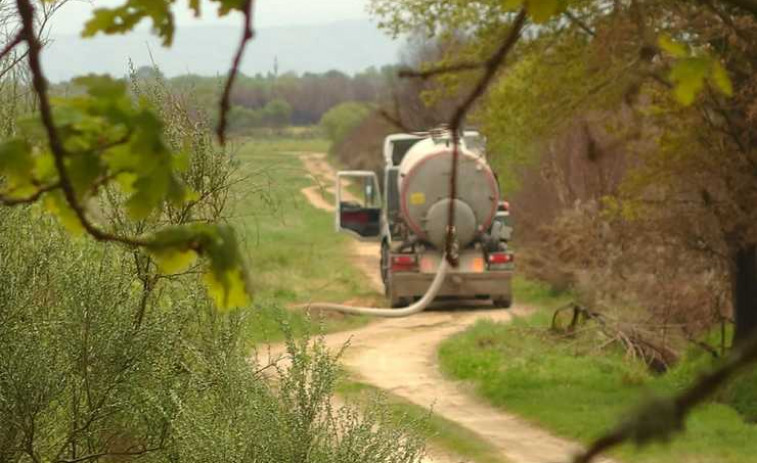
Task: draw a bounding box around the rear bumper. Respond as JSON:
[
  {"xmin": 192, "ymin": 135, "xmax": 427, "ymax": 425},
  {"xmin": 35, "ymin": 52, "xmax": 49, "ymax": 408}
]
[{"xmin": 389, "ymin": 270, "xmax": 513, "ymax": 299}]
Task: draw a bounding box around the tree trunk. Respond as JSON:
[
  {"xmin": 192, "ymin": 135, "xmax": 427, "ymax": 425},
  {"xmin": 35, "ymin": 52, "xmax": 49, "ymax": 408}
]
[{"xmin": 731, "ymin": 243, "xmax": 757, "ymax": 346}]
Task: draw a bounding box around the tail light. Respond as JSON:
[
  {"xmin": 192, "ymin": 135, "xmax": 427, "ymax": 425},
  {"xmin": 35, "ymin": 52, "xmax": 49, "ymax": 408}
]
[
  {"xmin": 391, "ymin": 254, "xmax": 418, "ymax": 272},
  {"xmin": 487, "ymin": 252, "xmax": 514, "ymax": 265}
]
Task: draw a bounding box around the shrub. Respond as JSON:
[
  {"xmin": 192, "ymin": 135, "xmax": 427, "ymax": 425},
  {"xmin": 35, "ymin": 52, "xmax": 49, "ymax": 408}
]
[
  {"xmin": 320, "ymin": 102, "xmax": 373, "ymax": 147},
  {"xmin": 0, "ymin": 208, "xmax": 425, "ymax": 463}
]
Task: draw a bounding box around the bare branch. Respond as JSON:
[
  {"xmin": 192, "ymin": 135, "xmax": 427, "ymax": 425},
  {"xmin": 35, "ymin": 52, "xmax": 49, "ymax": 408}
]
[
  {"xmin": 564, "ymin": 11, "xmax": 596, "ymax": 37},
  {"xmin": 398, "ymin": 61, "xmax": 484, "ymax": 80},
  {"xmin": 378, "ymin": 108, "xmax": 413, "ymax": 133},
  {"xmin": 217, "ymin": 0, "xmax": 255, "ymax": 145},
  {"xmin": 443, "ymin": 8, "xmax": 527, "ymax": 265},
  {"xmin": 0, "ymin": 33, "xmax": 22, "ymax": 61},
  {"xmin": 448, "ymin": 9, "xmax": 527, "ymax": 132}
]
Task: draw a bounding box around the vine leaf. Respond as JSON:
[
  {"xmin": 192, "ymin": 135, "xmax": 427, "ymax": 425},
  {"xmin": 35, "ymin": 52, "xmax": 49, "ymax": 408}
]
[
  {"xmin": 82, "ymin": 0, "xmax": 251, "ymax": 46},
  {"xmin": 151, "ymin": 248, "xmax": 198, "ymax": 274},
  {"xmin": 711, "ymin": 61, "xmax": 734, "ymax": 97},
  {"xmin": 658, "ymin": 34, "xmax": 687, "ymax": 58},
  {"xmin": 669, "ymin": 58, "xmax": 710, "ymax": 106},
  {"xmin": 659, "ymin": 35, "xmax": 734, "ymax": 106},
  {"xmin": 148, "ymin": 224, "xmax": 252, "ymax": 310},
  {"xmin": 527, "ymin": 0, "xmax": 566, "ymax": 23},
  {"xmin": 44, "ymin": 191, "xmax": 85, "ymax": 235}
]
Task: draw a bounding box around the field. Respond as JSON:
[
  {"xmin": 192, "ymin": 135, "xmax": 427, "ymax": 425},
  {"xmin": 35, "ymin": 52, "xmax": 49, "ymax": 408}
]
[
  {"xmin": 229, "ymin": 138, "xmax": 380, "ymax": 343},
  {"xmin": 438, "ymin": 308, "xmax": 757, "ymax": 463}
]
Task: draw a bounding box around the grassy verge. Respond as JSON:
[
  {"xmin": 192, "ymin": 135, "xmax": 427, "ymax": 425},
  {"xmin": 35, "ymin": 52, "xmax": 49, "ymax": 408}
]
[
  {"xmin": 231, "ymin": 137, "xmax": 380, "ymax": 343},
  {"xmin": 510, "ymin": 274, "xmax": 573, "ymax": 309},
  {"xmin": 337, "ymin": 380, "xmax": 508, "ymax": 463},
  {"xmin": 438, "ymin": 303, "xmax": 757, "ymax": 462}
]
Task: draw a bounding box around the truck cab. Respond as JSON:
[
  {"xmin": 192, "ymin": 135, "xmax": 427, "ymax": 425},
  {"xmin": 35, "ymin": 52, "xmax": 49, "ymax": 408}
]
[{"xmin": 335, "ymin": 129, "xmax": 514, "ymax": 308}]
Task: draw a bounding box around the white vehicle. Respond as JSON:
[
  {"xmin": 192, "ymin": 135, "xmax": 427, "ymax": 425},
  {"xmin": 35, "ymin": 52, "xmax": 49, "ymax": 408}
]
[{"xmin": 335, "ymin": 128, "xmax": 514, "ymax": 308}]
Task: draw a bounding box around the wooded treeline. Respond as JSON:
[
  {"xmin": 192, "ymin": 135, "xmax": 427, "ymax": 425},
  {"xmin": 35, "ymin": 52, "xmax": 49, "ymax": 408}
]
[{"xmin": 51, "ymin": 65, "xmax": 394, "ymax": 132}]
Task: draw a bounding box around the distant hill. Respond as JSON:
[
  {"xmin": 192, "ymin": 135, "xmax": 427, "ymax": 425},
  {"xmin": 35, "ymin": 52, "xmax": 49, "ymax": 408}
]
[{"xmin": 43, "ymin": 19, "xmax": 403, "ymax": 81}]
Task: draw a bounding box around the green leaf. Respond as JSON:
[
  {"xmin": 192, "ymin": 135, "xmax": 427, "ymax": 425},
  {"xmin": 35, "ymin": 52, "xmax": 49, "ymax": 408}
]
[
  {"xmin": 204, "ymin": 268, "xmax": 250, "ymax": 311},
  {"xmin": 526, "ymin": 0, "xmax": 564, "ymax": 23},
  {"xmin": 34, "ymin": 153, "xmax": 57, "ymax": 183},
  {"xmin": 658, "ymin": 34, "xmax": 687, "ymax": 58},
  {"xmin": 711, "ymin": 60, "xmax": 734, "ymax": 97},
  {"xmin": 83, "ymin": 1, "xmax": 176, "ymax": 46},
  {"xmin": 148, "ymin": 224, "xmax": 252, "ymax": 310},
  {"xmin": 67, "ymin": 152, "xmax": 104, "ymax": 200},
  {"xmin": 503, "ymin": 0, "xmax": 524, "ymax": 10},
  {"xmin": 669, "ymin": 58, "xmax": 710, "ymax": 106},
  {"xmin": 44, "ymin": 191, "xmax": 84, "ymax": 235},
  {"xmin": 213, "ymin": 0, "xmax": 248, "ymax": 16},
  {"xmin": 0, "ymin": 139, "xmax": 34, "ymax": 190},
  {"xmin": 151, "ymin": 248, "xmax": 198, "ymax": 274}
]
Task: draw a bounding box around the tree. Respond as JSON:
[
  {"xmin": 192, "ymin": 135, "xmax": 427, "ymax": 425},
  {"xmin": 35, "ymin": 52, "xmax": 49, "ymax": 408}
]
[
  {"xmin": 262, "ymin": 98, "xmax": 293, "ymax": 129},
  {"xmin": 320, "ymin": 101, "xmax": 373, "ymax": 145}
]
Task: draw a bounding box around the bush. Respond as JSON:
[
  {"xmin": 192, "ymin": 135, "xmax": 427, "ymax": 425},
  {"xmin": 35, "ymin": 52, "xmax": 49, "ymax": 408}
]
[
  {"xmin": 0, "ymin": 68, "xmax": 425, "ymax": 463},
  {"xmin": 228, "ymin": 105, "xmax": 265, "ymax": 133},
  {"xmin": 320, "ymin": 102, "xmax": 373, "ymax": 147},
  {"xmin": 0, "ymin": 208, "xmax": 425, "ymax": 463}
]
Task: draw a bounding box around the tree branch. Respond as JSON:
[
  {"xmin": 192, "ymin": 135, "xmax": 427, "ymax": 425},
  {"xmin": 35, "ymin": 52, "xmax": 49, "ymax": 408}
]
[
  {"xmin": 217, "ymin": 0, "xmax": 255, "ymax": 145},
  {"xmin": 564, "ymin": 11, "xmax": 596, "ymax": 37},
  {"xmin": 0, "ymin": 33, "xmax": 22, "ymax": 61},
  {"xmin": 16, "ymin": 0, "xmax": 151, "ymax": 247},
  {"xmin": 443, "ymin": 8, "xmax": 527, "ymax": 265},
  {"xmin": 398, "ymin": 61, "xmax": 484, "ymax": 80},
  {"xmin": 0, "ymin": 182, "xmax": 60, "ymax": 205}
]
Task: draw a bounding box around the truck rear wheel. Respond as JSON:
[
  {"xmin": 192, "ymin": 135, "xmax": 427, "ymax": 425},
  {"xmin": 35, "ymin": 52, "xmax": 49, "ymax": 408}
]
[
  {"xmin": 380, "ymin": 241, "xmax": 389, "ymax": 286},
  {"xmin": 492, "ymin": 297, "xmax": 512, "ymax": 309},
  {"xmin": 386, "ymin": 272, "xmax": 411, "ymax": 308},
  {"xmin": 391, "ymin": 296, "xmax": 411, "ymax": 308}
]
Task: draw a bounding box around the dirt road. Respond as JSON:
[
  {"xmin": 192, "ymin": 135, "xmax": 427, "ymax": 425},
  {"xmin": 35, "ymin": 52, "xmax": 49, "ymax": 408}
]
[
  {"xmin": 300, "ymin": 153, "xmax": 383, "ymax": 291},
  {"xmin": 293, "ymin": 153, "xmax": 609, "ymax": 463}
]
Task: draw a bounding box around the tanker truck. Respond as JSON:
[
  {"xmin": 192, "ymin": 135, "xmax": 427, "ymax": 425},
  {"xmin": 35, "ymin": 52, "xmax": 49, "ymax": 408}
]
[{"xmin": 334, "ymin": 128, "xmax": 514, "ymax": 309}]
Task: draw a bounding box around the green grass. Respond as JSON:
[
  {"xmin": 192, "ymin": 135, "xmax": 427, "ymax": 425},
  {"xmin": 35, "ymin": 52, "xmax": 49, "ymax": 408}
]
[
  {"xmin": 230, "ymin": 137, "xmax": 379, "ymax": 343},
  {"xmin": 511, "ymin": 274, "xmax": 573, "ymax": 308},
  {"xmin": 337, "ymin": 380, "xmax": 508, "ymax": 463},
  {"xmin": 438, "ymin": 310, "xmax": 757, "ymax": 463}
]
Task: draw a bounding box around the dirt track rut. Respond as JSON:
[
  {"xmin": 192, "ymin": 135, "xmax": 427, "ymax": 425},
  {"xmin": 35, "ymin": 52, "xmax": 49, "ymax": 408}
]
[{"xmin": 293, "ymin": 153, "xmax": 611, "ymax": 463}]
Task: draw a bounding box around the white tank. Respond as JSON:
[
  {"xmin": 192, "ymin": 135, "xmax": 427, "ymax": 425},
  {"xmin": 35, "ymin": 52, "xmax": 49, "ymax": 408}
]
[{"xmin": 397, "ymin": 137, "xmax": 500, "ymax": 249}]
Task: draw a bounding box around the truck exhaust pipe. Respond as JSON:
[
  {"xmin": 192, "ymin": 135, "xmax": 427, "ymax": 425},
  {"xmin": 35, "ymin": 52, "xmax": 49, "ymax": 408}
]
[{"xmin": 302, "ymin": 256, "xmax": 450, "ymax": 318}]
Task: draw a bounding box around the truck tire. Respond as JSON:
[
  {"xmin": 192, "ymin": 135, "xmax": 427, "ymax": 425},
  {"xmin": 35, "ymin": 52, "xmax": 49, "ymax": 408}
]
[
  {"xmin": 391, "ymin": 296, "xmax": 411, "ymax": 308},
  {"xmin": 492, "ymin": 297, "xmax": 512, "ymax": 309},
  {"xmin": 385, "ymin": 272, "xmax": 411, "ymax": 308},
  {"xmin": 380, "ymin": 240, "xmax": 389, "ymax": 286}
]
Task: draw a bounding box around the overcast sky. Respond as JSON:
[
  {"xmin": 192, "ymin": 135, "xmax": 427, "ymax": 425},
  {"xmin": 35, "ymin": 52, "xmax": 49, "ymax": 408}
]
[{"xmin": 50, "ymin": 0, "xmax": 371, "ymax": 35}]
